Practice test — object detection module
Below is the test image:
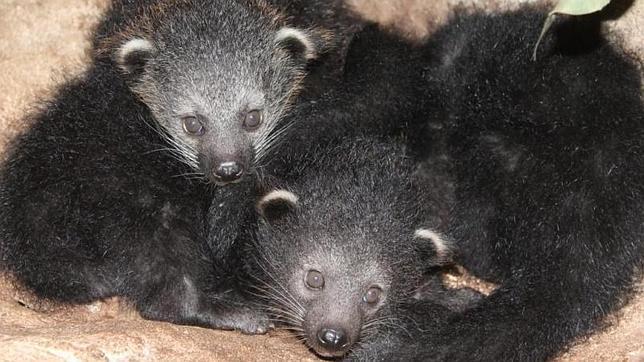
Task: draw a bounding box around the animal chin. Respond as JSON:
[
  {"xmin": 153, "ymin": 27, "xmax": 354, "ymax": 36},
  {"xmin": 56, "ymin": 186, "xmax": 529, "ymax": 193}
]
[
  {"xmin": 307, "ymin": 336, "xmax": 352, "ymax": 359},
  {"xmin": 207, "ymin": 168, "xmax": 247, "ymax": 185},
  {"xmin": 210, "ymin": 178, "xmax": 244, "ymax": 186},
  {"xmin": 309, "ymin": 344, "xmax": 350, "ymax": 359}
]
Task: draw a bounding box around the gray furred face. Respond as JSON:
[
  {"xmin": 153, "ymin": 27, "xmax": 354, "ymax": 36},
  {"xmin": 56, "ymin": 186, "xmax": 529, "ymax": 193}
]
[
  {"xmin": 113, "ymin": 0, "xmax": 323, "ymax": 184},
  {"xmin": 252, "ymin": 189, "xmax": 448, "ymax": 358}
]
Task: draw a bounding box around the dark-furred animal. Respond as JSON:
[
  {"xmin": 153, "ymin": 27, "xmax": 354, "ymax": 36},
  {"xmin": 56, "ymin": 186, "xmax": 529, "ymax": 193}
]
[
  {"xmin": 0, "ymin": 0, "xmax": 328, "ymax": 332},
  {"xmin": 205, "ymin": 17, "xmax": 439, "ymax": 264},
  {"xmin": 262, "ymin": 22, "xmax": 432, "ymax": 180},
  {"xmin": 101, "ymin": 0, "xmax": 331, "ymax": 184},
  {"xmin": 352, "ymin": 7, "xmax": 644, "ymax": 361},
  {"xmin": 247, "ymin": 137, "xmax": 479, "ymax": 358},
  {"xmin": 93, "ymin": 0, "xmax": 365, "ymax": 87}
]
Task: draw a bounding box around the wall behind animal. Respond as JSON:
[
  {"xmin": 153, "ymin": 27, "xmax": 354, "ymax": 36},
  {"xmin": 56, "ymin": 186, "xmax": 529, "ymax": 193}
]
[{"xmin": 0, "ymin": 0, "xmax": 641, "ymax": 360}]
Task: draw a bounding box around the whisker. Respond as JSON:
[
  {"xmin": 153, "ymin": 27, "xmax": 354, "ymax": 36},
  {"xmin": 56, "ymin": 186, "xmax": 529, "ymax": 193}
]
[
  {"xmin": 252, "ymin": 255, "xmax": 305, "ymax": 316},
  {"xmin": 139, "ymin": 115, "xmax": 199, "ymax": 169}
]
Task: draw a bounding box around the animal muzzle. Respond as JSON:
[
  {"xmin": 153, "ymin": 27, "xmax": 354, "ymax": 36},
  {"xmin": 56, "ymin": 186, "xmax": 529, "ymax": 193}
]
[
  {"xmin": 213, "ymin": 161, "xmax": 244, "ymax": 183},
  {"xmin": 313, "ymin": 326, "xmax": 351, "ymax": 357},
  {"xmin": 201, "ymin": 151, "xmax": 248, "ymax": 184}
]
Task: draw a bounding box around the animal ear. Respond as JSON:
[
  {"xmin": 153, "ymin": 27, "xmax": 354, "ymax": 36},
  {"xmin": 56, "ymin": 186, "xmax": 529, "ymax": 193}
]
[
  {"xmin": 275, "ymin": 27, "xmax": 328, "ymax": 62},
  {"xmin": 257, "ymin": 189, "xmax": 298, "ymax": 223},
  {"xmin": 414, "ymin": 228, "xmax": 452, "ymax": 264},
  {"xmin": 116, "ymin": 38, "xmax": 156, "ymax": 75}
]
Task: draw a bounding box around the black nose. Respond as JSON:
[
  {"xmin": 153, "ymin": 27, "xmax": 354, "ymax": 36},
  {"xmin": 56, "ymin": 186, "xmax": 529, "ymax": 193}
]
[
  {"xmin": 214, "ymin": 161, "xmax": 243, "ymax": 182},
  {"xmin": 317, "ymin": 328, "xmax": 349, "ymax": 351}
]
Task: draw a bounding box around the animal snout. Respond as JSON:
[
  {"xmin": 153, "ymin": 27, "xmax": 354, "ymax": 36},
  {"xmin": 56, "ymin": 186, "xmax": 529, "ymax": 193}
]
[
  {"xmin": 214, "ymin": 161, "xmax": 243, "ymax": 183},
  {"xmin": 317, "ymin": 327, "xmax": 349, "ymax": 351}
]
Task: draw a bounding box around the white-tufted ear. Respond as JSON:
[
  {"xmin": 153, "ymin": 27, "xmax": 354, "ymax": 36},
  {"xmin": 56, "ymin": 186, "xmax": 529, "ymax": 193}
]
[
  {"xmin": 275, "ymin": 27, "xmax": 320, "ymax": 61},
  {"xmin": 257, "ymin": 189, "xmax": 298, "ymax": 223},
  {"xmin": 414, "ymin": 228, "xmax": 452, "ymax": 262},
  {"xmin": 116, "ymin": 38, "xmax": 156, "ymax": 75}
]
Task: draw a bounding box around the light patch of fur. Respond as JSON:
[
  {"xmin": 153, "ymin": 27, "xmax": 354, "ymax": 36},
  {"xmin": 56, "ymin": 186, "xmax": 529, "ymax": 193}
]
[
  {"xmin": 181, "ymin": 276, "xmax": 199, "ymax": 317},
  {"xmin": 275, "ymin": 27, "xmax": 317, "ymax": 60},
  {"xmin": 439, "ymin": 32, "xmax": 467, "ymax": 70},
  {"xmin": 414, "ymin": 228, "xmax": 452, "ymax": 260},
  {"xmin": 116, "ymin": 38, "xmax": 155, "ymax": 73},
  {"xmin": 257, "ymin": 190, "xmax": 299, "ymax": 215}
]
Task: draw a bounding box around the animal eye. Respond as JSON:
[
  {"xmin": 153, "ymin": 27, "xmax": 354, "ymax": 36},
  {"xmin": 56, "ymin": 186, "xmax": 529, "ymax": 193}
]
[
  {"xmin": 182, "ymin": 116, "xmax": 204, "ymax": 135},
  {"xmin": 243, "ymin": 110, "xmax": 263, "ymax": 131},
  {"xmin": 363, "ymin": 287, "xmax": 382, "ymax": 305},
  {"xmin": 305, "ymin": 270, "xmax": 324, "ymax": 290}
]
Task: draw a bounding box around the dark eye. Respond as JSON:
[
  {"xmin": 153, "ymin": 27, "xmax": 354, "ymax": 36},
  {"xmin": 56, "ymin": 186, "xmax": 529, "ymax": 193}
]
[
  {"xmin": 363, "ymin": 287, "xmax": 382, "ymax": 305},
  {"xmin": 243, "ymin": 110, "xmax": 263, "ymax": 130},
  {"xmin": 305, "ymin": 270, "xmax": 324, "ymax": 290},
  {"xmin": 182, "ymin": 116, "xmax": 204, "ymax": 135}
]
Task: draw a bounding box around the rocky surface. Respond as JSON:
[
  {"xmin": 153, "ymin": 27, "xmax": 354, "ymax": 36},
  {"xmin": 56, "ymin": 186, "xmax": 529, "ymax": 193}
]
[{"xmin": 0, "ymin": 274, "xmax": 317, "ymax": 361}]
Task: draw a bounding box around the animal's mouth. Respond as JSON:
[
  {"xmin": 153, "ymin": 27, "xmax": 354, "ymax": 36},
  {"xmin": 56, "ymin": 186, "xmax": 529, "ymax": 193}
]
[
  {"xmin": 212, "ymin": 178, "xmax": 243, "ymax": 186},
  {"xmin": 310, "ymin": 347, "xmax": 350, "ymax": 359}
]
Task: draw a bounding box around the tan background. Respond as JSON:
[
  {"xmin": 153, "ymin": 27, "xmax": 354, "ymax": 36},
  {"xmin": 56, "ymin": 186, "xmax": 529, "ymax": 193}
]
[{"xmin": 0, "ymin": 0, "xmax": 642, "ymax": 360}]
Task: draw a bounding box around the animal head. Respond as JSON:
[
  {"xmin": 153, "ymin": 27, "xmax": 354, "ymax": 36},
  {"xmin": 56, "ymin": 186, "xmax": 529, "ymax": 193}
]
[
  {"xmin": 251, "ymin": 186, "xmax": 450, "ymax": 358},
  {"xmin": 107, "ymin": 0, "xmax": 330, "ymax": 184}
]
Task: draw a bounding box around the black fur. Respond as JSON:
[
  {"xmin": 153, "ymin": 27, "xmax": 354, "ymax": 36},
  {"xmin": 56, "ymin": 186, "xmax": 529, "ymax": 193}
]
[
  {"xmin": 0, "ymin": 58, "xmax": 272, "ymax": 331},
  {"xmin": 353, "ymin": 8, "xmax": 644, "ymax": 361},
  {"xmin": 264, "ymin": 22, "xmax": 431, "ymax": 179},
  {"xmin": 0, "ymin": 0, "xmax": 333, "ymax": 332},
  {"xmin": 247, "ymin": 137, "xmax": 476, "ymax": 358},
  {"xmin": 92, "ymin": 0, "xmax": 364, "ymax": 84},
  {"xmin": 205, "ymin": 16, "xmax": 436, "ymax": 272}
]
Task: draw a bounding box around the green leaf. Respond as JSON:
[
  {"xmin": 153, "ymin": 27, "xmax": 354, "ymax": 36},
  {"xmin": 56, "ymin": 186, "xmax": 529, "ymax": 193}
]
[
  {"xmin": 532, "ymin": 0, "xmax": 612, "ymax": 61},
  {"xmin": 551, "ymin": 0, "xmax": 611, "ymax": 16}
]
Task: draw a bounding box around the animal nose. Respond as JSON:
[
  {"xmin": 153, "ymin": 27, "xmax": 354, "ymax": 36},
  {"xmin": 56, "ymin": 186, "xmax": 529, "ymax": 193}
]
[
  {"xmin": 214, "ymin": 161, "xmax": 243, "ymax": 182},
  {"xmin": 317, "ymin": 327, "xmax": 349, "ymax": 351}
]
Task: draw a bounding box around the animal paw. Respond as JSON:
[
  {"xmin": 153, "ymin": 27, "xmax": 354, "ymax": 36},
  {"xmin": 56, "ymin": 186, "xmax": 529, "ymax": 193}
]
[{"xmin": 216, "ymin": 308, "xmax": 274, "ymax": 335}]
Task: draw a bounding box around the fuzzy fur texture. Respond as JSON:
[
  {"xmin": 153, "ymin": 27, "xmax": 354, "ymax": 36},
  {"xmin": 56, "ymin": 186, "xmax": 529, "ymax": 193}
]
[
  {"xmin": 263, "ymin": 23, "xmax": 433, "ymax": 180},
  {"xmin": 1, "ymin": 0, "xmax": 642, "ymax": 360},
  {"xmin": 100, "ymin": 0, "xmax": 327, "ymax": 183},
  {"xmin": 0, "ymin": 0, "xmax": 336, "ymax": 333},
  {"xmin": 247, "ymin": 137, "xmax": 472, "ymax": 358},
  {"xmin": 349, "ymin": 8, "xmax": 644, "ymax": 361}
]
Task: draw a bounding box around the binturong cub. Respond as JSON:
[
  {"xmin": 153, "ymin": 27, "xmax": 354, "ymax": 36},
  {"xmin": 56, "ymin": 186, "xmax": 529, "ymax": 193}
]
[
  {"xmin": 248, "ymin": 5, "xmax": 644, "ymax": 360},
  {"xmin": 104, "ymin": 0, "xmax": 331, "ymax": 182},
  {"xmin": 352, "ymin": 6, "xmax": 644, "ymax": 361},
  {"xmin": 0, "ymin": 0, "xmax": 328, "ymax": 332},
  {"xmin": 247, "ymin": 137, "xmax": 480, "ymax": 358}
]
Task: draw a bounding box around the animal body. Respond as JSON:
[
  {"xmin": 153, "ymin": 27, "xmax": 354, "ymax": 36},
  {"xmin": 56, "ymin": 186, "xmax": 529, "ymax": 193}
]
[
  {"xmin": 205, "ymin": 16, "xmax": 437, "ymax": 263},
  {"xmin": 351, "ymin": 7, "xmax": 644, "ymax": 361},
  {"xmin": 248, "ymin": 137, "xmax": 480, "ymax": 358},
  {"xmin": 0, "ymin": 0, "xmax": 327, "ymax": 332},
  {"xmin": 238, "ymin": 13, "xmax": 483, "ymax": 358},
  {"xmin": 263, "ymin": 22, "xmax": 432, "ymax": 180}
]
